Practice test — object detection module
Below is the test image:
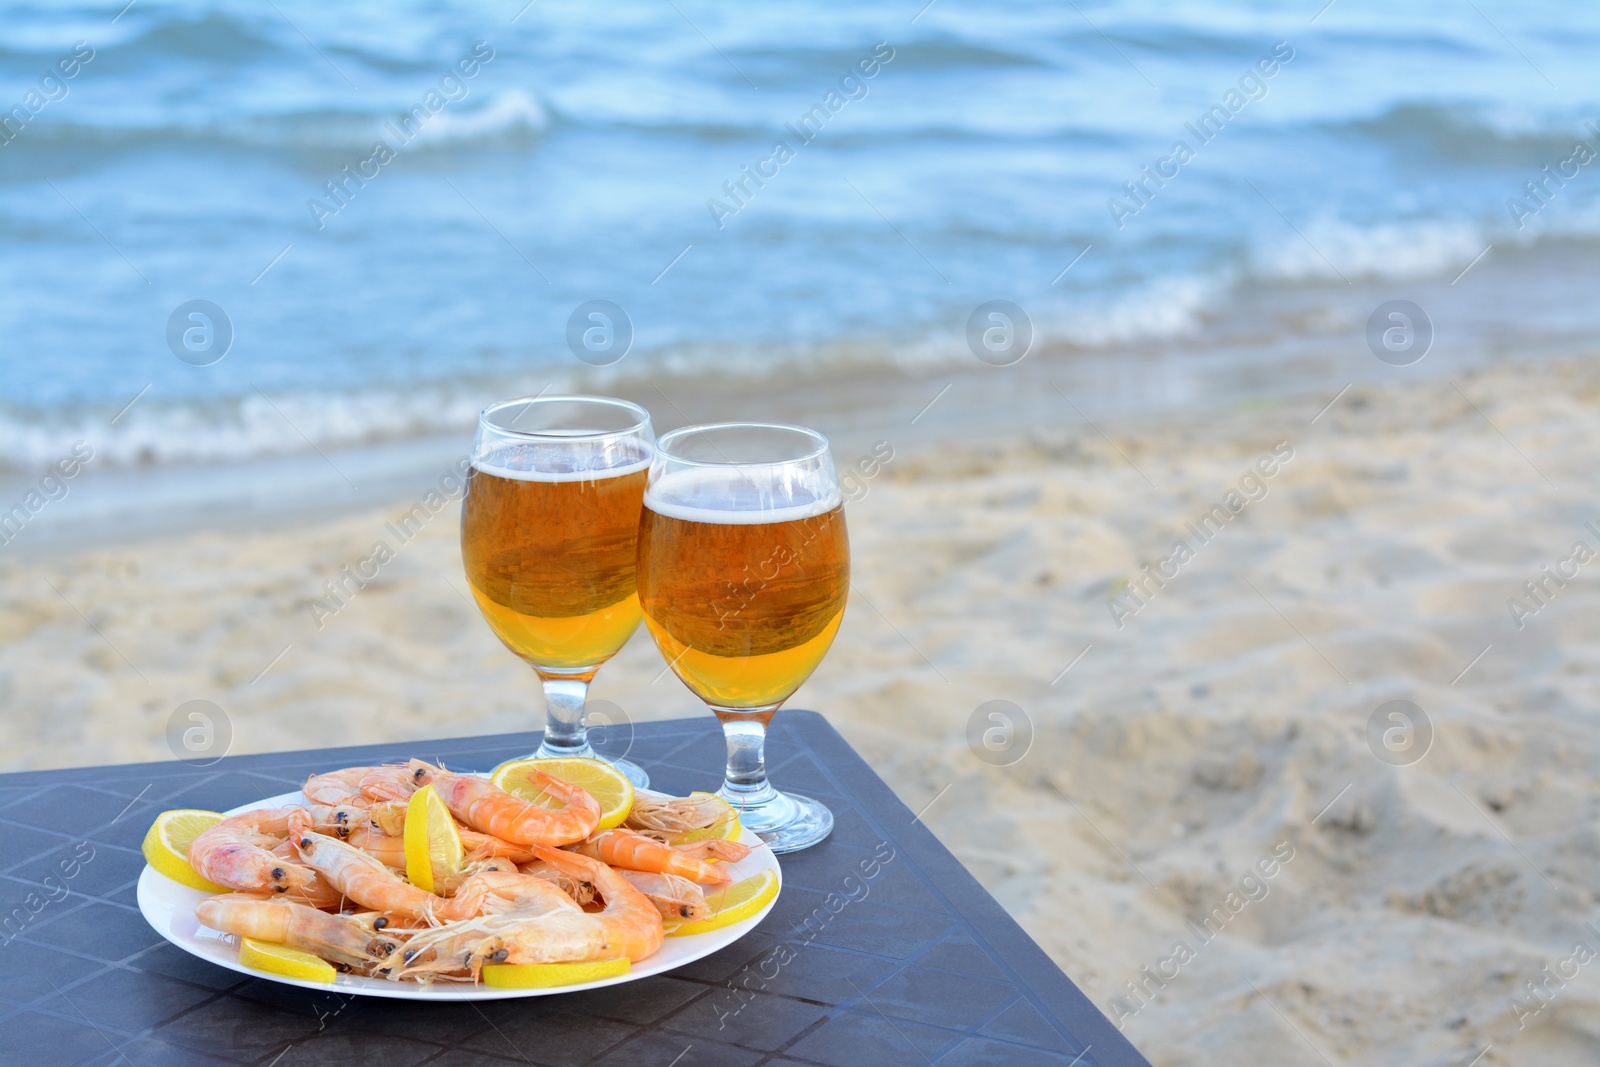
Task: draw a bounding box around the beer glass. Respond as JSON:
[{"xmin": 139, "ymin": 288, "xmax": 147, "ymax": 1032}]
[
  {"xmin": 461, "ymin": 395, "xmax": 653, "ymax": 787},
  {"xmin": 637, "ymin": 423, "xmax": 848, "ymax": 853}
]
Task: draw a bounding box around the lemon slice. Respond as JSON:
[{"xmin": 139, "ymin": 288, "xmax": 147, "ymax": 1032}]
[
  {"xmin": 664, "ymin": 792, "xmax": 743, "ymax": 846},
  {"xmin": 403, "ymin": 784, "xmax": 463, "ymax": 894},
  {"xmin": 481, "ymin": 957, "xmax": 630, "ymax": 988},
  {"xmin": 490, "ymin": 758, "xmax": 633, "ymax": 832},
  {"xmin": 142, "ymin": 809, "xmax": 230, "ymax": 892},
  {"xmin": 666, "ymin": 870, "xmax": 779, "ymax": 937},
  {"xmin": 239, "ymin": 937, "xmax": 337, "ymax": 983}
]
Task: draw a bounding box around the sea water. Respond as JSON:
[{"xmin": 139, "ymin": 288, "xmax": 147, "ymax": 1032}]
[{"xmin": 0, "ymin": 0, "xmax": 1597, "ymax": 474}]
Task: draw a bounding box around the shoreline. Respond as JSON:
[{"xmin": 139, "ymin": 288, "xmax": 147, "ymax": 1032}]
[{"xmin": 4, "ymin": 246, "xmax": 1594, "ymax": 562}]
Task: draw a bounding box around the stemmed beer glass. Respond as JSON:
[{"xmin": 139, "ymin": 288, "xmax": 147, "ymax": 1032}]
[
  {"xmin": 460, "ymin": 395, "xmax": 653, "ymax": 787},
  {"xmin": 636, "ymin": 423, "xmax": 849, "ymax": 853}
]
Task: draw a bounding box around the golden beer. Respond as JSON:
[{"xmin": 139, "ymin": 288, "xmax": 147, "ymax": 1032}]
[
  {"xmin": 462, "ymin": 458, "xmax": 648, "ymax": 672},
  {"xmin": 636, "ymin": 421, "xmax": 844, "ymax": 851},
  {"xmin": 637, "ymin": 500, "xmax": 849, "ymax": 708}
]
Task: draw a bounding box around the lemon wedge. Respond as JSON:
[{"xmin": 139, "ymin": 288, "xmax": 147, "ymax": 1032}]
[
  {"xmin": 490, "ymin": 757, "xmax": 633, "ymax": 832},
  {"xmin": 141, "ymin": 809, "xmax": 230, "ymax": 892},
  {"xmin": 403, "ymin": 784, "xmax": 463, "ymax": 894},
  {"xmin": 480, "ymin": 957, "xmax": 630, "ymax": 988},
  {"xmin": 666, "ymin": 870, "xmax": 779, "ymax": 937},
  {"xmin": 239, "ymin": 937, "xmax": 337, "ymax": 983}
]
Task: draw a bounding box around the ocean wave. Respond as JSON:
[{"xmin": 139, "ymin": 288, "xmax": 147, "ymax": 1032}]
[
  {"xmin": 1047, "ymin": 274, "xmax": 1223, "ymax": 348},
  {"xmin": 0, "ymin": 235, "xmax": 1590, "ymax": 474},
  {"xmin": 1339, "ymin": 102, "xmax": 1600, "ymax": 161},
  {"xmin": 0, "ymin": 277, "xmax": 1222, "ymax": 471},
  {"xmin": 0, "ymin": 387, "xmax": 492, "ymax": 471},
  {"xmin": 882, "ymin": 36, "xmax": 1053, "ymax": 71},
  {"xmin": 115, "ymin": 10, "xmax": 285, "ymax": 61},
  {"xmin": 1, "ymin": 90, "xmax": 549, "ymax": 159},
  {"xmin": 106, "ymin": 9, "xmax": 451, "ymax": 76},
  {"xmin": 403, "ymin": 91, "xmax": 549, "ymax": 146},
  {"xmin": 1250, "ymin": 218, "xmax": 1487, "ymax": 284}
]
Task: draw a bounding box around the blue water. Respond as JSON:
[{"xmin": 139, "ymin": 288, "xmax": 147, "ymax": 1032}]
[{"xmin": 1, "ymin": 0, "xmax": 1598, "ymax": 467}]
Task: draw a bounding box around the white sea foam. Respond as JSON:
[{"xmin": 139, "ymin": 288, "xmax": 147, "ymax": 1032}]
[
  {"xmin": 0, "ymin": 386, "xmax": 495, "ymax": 471},
  {"xmin": 1050, "ymin": 274, "xmax": 1222, "ymax": 348},
  {"xmin": 406, "ymin": 91, "xmax": 549, "ymax": 146},
  {"xmin": 1252, "ymin": 219, "xmax": 1487, "ymax": 283}
]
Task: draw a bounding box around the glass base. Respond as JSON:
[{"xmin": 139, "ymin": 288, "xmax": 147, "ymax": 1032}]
[
  {"xmin": 721, "ymin": 786, "xmax": 833, "ymax": 854},
  {"xmin": 604, "ymin": 756, "xmax": 651, "ymax": 790},
  {"xmin": 531, "ymin": 742, "xmax": 651, "ymax": 790}
]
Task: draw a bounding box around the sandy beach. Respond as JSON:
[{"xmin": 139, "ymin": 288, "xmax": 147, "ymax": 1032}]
[{"xmin": 4, "ymin": 355, "xmax": 1599, "ymax": 1065}]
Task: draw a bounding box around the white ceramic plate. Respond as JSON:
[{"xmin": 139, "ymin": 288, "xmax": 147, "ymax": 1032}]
[{"xmin": 136, "ymin": 788, "xmax": 781, "ymax": 1000}]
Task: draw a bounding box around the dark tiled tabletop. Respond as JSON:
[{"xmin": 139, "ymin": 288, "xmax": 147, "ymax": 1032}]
[{"xmin": 0, "ymin": 711, "xmax": 1151, "ymax": 1066}]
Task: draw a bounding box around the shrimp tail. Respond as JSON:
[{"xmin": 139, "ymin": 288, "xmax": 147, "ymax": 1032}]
[
  {"xmin": 577, "ymin": 829, "xmax": 733, "ymax": 885},
  {"xmin": 671, "ymin": 838, "xmax": 752, "ymax": 863}
]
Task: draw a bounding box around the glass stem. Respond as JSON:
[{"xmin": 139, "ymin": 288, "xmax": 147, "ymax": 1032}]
[
  {"xmin": 536, "ymin": 674, "xmax": 596, "ymax": 760},
  {"xmin": 716, "ymin": 707, "xmax": 781, "ymax": 809}
]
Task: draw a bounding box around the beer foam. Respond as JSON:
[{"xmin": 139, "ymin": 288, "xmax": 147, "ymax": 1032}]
[
  {"xmin": 644, "ymin": 468, "xmax": 841, "ymax": 525},
  {"xmin": 471, "ymin": 445, "xmax": 650, "ymax": 483}
]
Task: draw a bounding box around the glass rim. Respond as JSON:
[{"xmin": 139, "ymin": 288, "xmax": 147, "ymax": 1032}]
[
  {"xmin": 478, "ymin": 394, "xmax": 651, "ymax": 440},
  {"xmin": 654, "ymin": 421, "xmax": 831, "ymax": 467}
]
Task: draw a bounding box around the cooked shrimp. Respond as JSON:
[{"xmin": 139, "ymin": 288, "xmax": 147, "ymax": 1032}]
[
  {"xmin": 365, "ymin": 800, "xmax": 409, "ymax": 837},
  {"xmin": 362, "ymin": 801, "xmax": 538, "ymax": 864},
  {"xmin": 358, "ymin": 763, "xmax": 430, "ymax": 803},
  {"xmin": 408, "ymin": 760, "xmax": 600, "ymax": 847},
  {"xmin": 625, "ymin": 791, "xmax": 728, "ymax": 835},
  {"xmin": 462, "ymin": 830, "xmax": 538, "ymax": 864},
  {"xmin": 396, "ymin": 843, "xmax": 663, "ymax": 980},
  {"xmin": 305, "ymin": 804, "xmax": 369, "ymax": 842},
  {"xmin": 454, "ymin": 868, "xmax": 580, "ymax": 916},
  {"xmin": 303, "ymin": 767, "xmax": 378, "ymax": 806},
  {"xmin": 575, "ymin": 828, "xmax": 734, "ymax": 885},
  {"xmin": 666, "ymin": 838, "xmax": 751, "ymax": 863},
  {"xmin": 196, "ymin": 894, "xmax": 401, "ymax": 970},
  {"xmin": 189, "ymin": 808, "xmax": 318, "ymax": 895},
  {"xmin": 286, "ymin": 810, "xmax": 479, "ymax": 923},
  {"xmin": 516, "ymin": 843, "xmax": 666, "ymax": 961},
  {"xmin": 617, "ymin": 870, "xmax": 712, "ymax": 922},
  {"xmin": 265, "ymin": 839, "xmax": 349, "ymax": 908},
  {"xmin": 519, "ymin": 858, "xmax": 597, "ymax": 906},
  {"xmin": 343, "ymin": 825, "xmax": 405, "ymax": 869}
]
